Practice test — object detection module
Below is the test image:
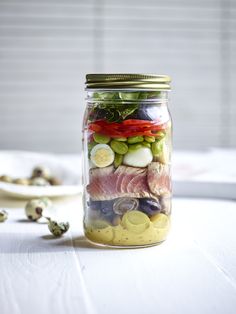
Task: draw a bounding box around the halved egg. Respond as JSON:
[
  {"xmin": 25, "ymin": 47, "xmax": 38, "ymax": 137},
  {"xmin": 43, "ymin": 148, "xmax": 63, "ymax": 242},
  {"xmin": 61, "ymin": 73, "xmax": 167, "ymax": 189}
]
[{"xmin": 90, "ymin": 144, "xmax": 115, "ymax": 168}]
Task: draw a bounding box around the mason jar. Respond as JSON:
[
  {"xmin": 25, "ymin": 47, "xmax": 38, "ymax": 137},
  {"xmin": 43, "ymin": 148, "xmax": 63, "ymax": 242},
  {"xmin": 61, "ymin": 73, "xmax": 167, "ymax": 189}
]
[{"xmin": 82, "ymin": 74, "xmax": 172, "ymax": 247}]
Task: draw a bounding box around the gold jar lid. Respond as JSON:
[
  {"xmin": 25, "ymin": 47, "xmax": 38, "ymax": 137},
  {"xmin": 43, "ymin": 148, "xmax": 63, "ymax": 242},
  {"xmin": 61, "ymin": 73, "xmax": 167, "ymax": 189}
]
[{"xmin": 86, "ymin": 73, "xmax": 171, "ymax": 90}]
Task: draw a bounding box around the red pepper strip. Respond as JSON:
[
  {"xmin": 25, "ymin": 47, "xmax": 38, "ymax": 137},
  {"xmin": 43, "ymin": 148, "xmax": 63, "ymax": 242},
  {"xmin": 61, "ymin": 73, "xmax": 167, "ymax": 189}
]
[
  {"xmin": 91, "ymin": 120, "xmax": 120, "ymax": 127},
  {"xmin": 88, "ymin": 123, "xmax": 102, "ymax": 132},
  {"xmin": 114, "ymin": 124, "xmax": 164, "ymax": 132},
  {"xmin": 90, "ymin": 124, "xmax": 166, "ymax": 132},
  {"xmin": 93, "ymin": 119, "xmax": 161, "ymax": 128},
  {"xmin": 106, "ymin": 125, "xmax": 167, "ymax": 135},
  {"xmin": 93, "ymin": 121, "xmax": 123, "ymax": 132},
  {"xmin": 100, "ymin": 127, "xmax": 124, "ymax": 137},
  {"xmin": 88, "ymin": 120, "xmax": 167, "ymax": 137},
  {"xmin": 120, "ymin": 124, "xmax": 163, "ymax": 131},
  {"xmin": 95, "ymin": 129, "xmax": 163, "ymax": 138},
  {"xmin": 122, "ymin": 119, "xmax": 160, "ymax": 125}
]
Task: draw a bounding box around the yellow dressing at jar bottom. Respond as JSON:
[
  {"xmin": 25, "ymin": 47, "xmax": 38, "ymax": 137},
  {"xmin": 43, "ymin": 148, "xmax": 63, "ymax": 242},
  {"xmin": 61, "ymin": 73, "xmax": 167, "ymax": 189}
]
[
  {"xmin": 85, "ymin": 214, "xmax": 170, "ymax": 246},
  {"xmin": 85, "ymin": 220, "xmax": 114, "ymax": 244}
]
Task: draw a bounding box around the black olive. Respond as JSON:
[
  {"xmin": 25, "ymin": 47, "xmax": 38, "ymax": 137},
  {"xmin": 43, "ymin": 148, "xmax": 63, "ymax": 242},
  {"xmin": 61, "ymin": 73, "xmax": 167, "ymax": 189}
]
[
  {"xmin": 100, "ymin": 200, "xmax": 116, "ymax": 222},
  {"xmin": 88, "ymin": 200, "xmax": 101, "ymax": 211},
  {"xmin": 137, "ymin": 105, "xmax": 158, "ymax": 121},
  {"xmin": 139, "ymin": 198, "xmax": 161, "ymax": 216}
]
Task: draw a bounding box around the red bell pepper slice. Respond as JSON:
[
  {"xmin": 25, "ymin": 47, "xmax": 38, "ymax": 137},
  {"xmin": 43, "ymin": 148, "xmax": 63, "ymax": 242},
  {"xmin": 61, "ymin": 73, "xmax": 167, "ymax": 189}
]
[{"xmin": 88, "ymin": 119, "xmax": 167, "ymax": 138}]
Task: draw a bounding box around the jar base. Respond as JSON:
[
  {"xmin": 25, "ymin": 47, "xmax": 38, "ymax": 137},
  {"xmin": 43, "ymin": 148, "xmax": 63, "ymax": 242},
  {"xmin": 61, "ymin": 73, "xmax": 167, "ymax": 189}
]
[{"xmin": 86, "ymin": 237, "xmax": 166, "ymax": 249}]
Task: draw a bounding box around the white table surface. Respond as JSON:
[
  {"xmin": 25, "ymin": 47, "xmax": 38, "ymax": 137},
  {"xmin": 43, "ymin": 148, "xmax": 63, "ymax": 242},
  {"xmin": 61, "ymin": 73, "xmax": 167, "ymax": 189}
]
[{"xmin": 0, "ymin": 193, "xmax": 236, "ymax": 314}]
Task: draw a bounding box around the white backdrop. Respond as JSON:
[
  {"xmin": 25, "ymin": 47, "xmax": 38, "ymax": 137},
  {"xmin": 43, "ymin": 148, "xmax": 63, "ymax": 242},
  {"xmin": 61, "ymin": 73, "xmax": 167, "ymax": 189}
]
[{"xmin": 0, "ymin": 0, "xmax": 235, "ymax": 153}]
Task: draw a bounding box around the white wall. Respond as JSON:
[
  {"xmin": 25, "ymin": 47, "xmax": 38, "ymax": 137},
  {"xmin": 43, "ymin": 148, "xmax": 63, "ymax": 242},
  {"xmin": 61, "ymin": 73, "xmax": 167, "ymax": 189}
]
[{"xmin": 0, "ymin": 0, "xmax": 235, "ymax": 153}]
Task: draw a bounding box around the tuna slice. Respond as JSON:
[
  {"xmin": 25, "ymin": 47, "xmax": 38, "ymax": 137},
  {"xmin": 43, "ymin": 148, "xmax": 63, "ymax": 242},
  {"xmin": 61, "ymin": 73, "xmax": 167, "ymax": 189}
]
[
  {"xmin": 87, "ymin": 165, "xmax": 151, "ymax": 200},
  {"xmin": 115, "ymin": 166, "xmax": 145, "ymax": 193},
  {"xmin": 87, "ymin": 162, "xmax": 171, "ymax": 201},
  {"xmin": 87, "ymin": 166, "xmax": 115, "ymax": 199},
  {"xmin": 147, "ymin": 162, "xmax": 171, "ymax": 196}
]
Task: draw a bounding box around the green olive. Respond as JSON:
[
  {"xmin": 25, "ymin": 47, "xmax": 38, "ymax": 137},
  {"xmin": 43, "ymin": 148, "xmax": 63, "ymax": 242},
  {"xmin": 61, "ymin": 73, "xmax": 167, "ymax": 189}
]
[
  {"xmin": 93, "ymin": 133, "xmax": 110, "ymax": 144},
  {"xmin": 110, "ymin": 140, "xmax": 128, "ymax": 155},
  {"xmin": 142, "ymin": 141, "xmax": 151, "ymax": 148},
  {"xmin": 114, "ymin": 154, "xmax": 123, "ymax": 168},
  {"xmin": 144, "ymin": 136, "xmax": 155, "ymax": 143},
  {"xmin": 127, "ymin": 136, "xmax": 144, "ymax": 144},
  {"xmin": 128, "ymin": 143, "xmax": 143, "ymax": 152},
  {"xmin": 151, "ymin": 140, "xmax": 163, "ymax": 156},
  {"xmin": 115, "ymin": 137, "xmax": 127, "ymax": 142}
]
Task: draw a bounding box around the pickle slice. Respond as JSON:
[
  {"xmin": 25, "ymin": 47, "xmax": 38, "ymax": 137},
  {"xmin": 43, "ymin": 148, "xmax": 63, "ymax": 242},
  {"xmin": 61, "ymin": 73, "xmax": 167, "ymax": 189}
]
[
  {"xmin": 150, "ymin": 214, "xmax": 170, "ymax": 242},
  {"xmin": 122, "ymin": 210, "xmax": 150, "ymax": 234},
  {"xmin": 150, "ymin": 213, "xmax": 170, "ymax": 229},
  {"xmin": 90, "ymin": 219, "xmax": 110, "ymax": 229}
]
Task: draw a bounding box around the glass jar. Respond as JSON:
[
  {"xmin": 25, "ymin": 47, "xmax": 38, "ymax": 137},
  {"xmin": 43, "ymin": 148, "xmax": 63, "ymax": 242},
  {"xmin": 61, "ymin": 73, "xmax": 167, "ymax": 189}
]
[{"xmin": 82, "ymin": 74, "xmax": 172, "ymax": 248}]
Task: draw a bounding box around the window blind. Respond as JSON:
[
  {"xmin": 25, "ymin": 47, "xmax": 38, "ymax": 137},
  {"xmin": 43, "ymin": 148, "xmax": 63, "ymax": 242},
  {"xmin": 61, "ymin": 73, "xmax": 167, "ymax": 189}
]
[{"xmin": 0, "ymin": 0, "xmax": 234, "ymax": 152}]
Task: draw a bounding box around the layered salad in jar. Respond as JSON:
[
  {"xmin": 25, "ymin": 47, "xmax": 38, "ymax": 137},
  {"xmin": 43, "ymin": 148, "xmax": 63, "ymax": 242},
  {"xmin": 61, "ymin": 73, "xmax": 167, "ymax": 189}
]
[{"xmin": 83, "ymin": 90, "xmax": 172, "ymax": 247}]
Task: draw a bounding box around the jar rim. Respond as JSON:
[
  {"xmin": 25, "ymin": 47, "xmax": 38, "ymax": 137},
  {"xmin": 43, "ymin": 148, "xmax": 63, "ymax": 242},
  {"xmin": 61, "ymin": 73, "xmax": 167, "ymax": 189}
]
[{"xmin": 85, "ymin": 73, "xmax": 171, "ymax": 90}]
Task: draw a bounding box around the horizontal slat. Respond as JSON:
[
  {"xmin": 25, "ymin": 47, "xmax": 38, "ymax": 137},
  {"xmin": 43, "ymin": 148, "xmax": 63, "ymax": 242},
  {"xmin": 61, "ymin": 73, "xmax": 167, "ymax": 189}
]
[
  {"xmin": 102, "ymin": 20, "xmax": 221, "ymax": 31},
  {"xmin": 0, "ymin": 38, "xmax": 221, "ymax": 51},
  {"xmin": 0, "ymin": 2, "xmax": 95, "ymax": 16},
  {"xmin": 103, "ymin": 0, "xmax": 235, "ymax": 9},
  {"xmin": 0, "ymin": 28, "xmax": 97, "ymax": 37},
  {"xmin": 0, "ymin": 16, "xmax": 226, "ymax": 28},
  {"xmin": 0, "ymin": 52, "xmax": 95, "ymax": 61},
  {"xmin": 0, "ymin": 37, "xmax": 96, "ymax": 49},
  {"xmin": 0, "ymin": 61, "xmax": 93, "ymax": 72},
  {"xmin": 0, "ymin": 18, "xmax": 95, "ymax": 28},
  {"xmin": 0, "ymin": 0, "xmax": 228, "ymax": 8},
  {"xmin": 103, "ymin": 6, "xmax": 222, "ymax": 19}
]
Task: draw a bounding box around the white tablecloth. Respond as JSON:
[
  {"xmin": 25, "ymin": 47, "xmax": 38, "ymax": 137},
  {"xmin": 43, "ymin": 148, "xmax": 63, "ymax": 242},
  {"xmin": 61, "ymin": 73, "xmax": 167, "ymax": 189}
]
[{"xmin": 0, "ymin": 194, "xmax": 236, "ymax": 314}]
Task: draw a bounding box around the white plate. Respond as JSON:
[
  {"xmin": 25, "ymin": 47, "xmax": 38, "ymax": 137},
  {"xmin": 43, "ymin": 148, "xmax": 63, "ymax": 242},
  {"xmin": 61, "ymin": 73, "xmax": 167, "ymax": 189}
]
[{"xmin": 0, "ymin": 151, "xmax": 82, "ymax": 199}]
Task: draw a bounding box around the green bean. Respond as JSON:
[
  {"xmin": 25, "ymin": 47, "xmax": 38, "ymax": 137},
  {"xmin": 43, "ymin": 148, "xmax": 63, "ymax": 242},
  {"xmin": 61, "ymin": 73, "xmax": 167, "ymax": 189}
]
[
  {"xmin": 127, "ymin": 136, "xmax": 144, "ymax": 144},
  {"xmin": 93, "ymin": 133, "xmax": 110, "ymax": 144},
  {"xmin": 110, "ymin": 140, "xmax": 128, "ymax": 155},
  {"xmin": 151, "ymin": 140, "xmax": 163, "ymax": 156},
  {"xmin": 115, "ymin": 137, "xmax": 127, "ymax": 142},
  {"xmin": 144, "ymin": 136, "xmax": 155, "ymax": 143},
  {"xmin": 114, "ymin": 154, "xmax": 123, "ymax": 168},
  {"xmin": 128, "ymin": 143, "xmax": 143, "ymax": 152},
  {"xmin": 142, "ymin": 141, "xmax": 151, "ymax": 148},
  {"xmin": 155, "ymin": 131, "xmax": 166, "ymax": 140}
]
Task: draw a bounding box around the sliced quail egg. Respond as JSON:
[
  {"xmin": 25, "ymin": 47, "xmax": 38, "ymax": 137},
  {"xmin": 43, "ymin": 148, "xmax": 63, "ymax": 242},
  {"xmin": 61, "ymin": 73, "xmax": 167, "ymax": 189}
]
[{"xmin": 90, "ymin": 144, "xmax": 115, "ymax": 168}]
